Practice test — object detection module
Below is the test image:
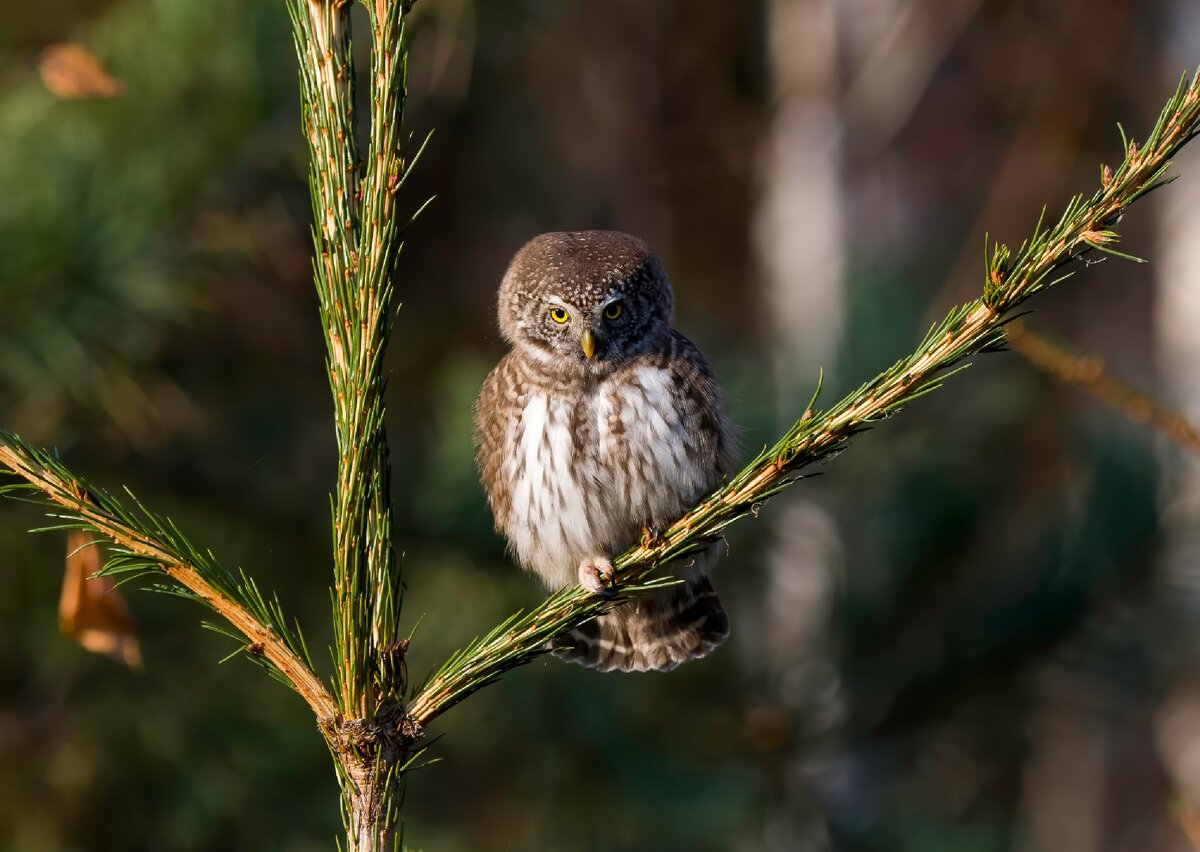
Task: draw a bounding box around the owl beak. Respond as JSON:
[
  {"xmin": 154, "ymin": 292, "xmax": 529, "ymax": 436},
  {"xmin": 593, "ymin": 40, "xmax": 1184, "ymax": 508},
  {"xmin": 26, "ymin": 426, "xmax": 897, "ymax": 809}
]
[{"xmin": 579, "ymin": 329, "xmax": 596, "ymax": 360}]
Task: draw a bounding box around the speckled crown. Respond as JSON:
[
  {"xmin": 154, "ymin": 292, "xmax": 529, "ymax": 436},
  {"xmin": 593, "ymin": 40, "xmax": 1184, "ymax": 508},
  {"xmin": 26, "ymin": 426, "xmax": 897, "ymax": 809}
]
[{"xmin": 497, "ymin": 230, "xmax": 674, "ymax": 344}]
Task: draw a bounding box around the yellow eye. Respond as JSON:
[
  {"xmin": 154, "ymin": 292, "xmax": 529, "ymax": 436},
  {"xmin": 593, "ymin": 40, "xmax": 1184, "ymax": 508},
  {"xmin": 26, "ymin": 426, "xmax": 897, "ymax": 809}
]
[
  {"xmin": 548, "ymin": 307, "xmax": 570, "ymax": 324},
  {"xmin": 603, "ymin": 302, "xmax": 624, "ymax": 320}
]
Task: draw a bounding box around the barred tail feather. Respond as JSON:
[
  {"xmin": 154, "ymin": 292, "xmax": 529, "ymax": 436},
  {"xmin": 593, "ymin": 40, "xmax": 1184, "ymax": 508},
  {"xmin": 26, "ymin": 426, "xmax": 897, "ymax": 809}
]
[{"xmin": 552, "ymin": 573, "xmax": 729, "ymax": 672}]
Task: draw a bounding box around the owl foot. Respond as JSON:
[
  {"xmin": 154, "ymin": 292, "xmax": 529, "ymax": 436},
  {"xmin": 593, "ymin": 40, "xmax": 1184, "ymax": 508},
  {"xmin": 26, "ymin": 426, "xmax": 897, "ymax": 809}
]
[
  {"xmin": 578, "ymin": 556, "xmax": 616, "ymax": 596},
  {"xmin": 640, "ymin": 526, "xmax": 666, "ymax": 548}
]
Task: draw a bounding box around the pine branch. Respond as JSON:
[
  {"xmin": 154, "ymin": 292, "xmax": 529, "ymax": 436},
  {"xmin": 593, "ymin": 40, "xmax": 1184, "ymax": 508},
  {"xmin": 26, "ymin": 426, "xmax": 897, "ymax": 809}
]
[
  {"xmin": 289, "ymin": 0, "xmax": 418, "ymax": 722},
  {"xmin": 0, "ymin": 432, "xmax": 336, "ymax": 721},
  {"xmin": 407, "ymin": 70, "xmax": 1200, "ymax": 727},
  {"xmin": 288, "ymin": 2, "xmax": 420, "ymax": 848}
]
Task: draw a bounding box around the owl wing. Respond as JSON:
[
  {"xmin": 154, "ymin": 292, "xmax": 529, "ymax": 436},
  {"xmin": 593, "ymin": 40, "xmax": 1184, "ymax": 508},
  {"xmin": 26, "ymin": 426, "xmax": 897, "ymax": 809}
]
[
  {"xmin": 472, "ymin": 351, "xmax": 521, "ymax": 531},
  {"xmin": 665, "ymin": 330, "xmax": 737, "ymax": 487}
]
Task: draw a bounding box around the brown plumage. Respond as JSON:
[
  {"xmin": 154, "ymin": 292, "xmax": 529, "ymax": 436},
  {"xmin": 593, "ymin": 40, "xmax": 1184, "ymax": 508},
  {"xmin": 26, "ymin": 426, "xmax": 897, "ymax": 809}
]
[{"xmin": 474, "ymin": 231, "xmax": 735, "ymax": 672}]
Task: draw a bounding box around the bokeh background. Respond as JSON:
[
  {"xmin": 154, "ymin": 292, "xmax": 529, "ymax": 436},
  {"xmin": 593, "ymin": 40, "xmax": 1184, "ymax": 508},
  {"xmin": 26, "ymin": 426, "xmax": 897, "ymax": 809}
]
[{"xmin": 3, "ymin": 1, "xmax": 1200, "ymax": 849}]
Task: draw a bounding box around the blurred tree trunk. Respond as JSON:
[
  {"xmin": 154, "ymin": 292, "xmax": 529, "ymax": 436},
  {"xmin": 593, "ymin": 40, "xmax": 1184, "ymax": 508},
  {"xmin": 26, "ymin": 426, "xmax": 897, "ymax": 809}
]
[
  {"xmin": 754, "ymin": 1, "xmax": 845, "ymax": 848},
  {"xmin": 1154, "ymin": 2, "xmax": 1200, "ymax": 842}
]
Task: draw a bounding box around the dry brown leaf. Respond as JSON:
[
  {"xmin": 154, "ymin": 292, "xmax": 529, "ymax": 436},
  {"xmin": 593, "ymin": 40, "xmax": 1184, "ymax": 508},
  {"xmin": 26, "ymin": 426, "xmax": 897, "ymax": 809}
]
[
  {"xmin": 59, "ymin": 529, "xmax": 142, "ymax": 669},
  {"xmin": 39, "ymin": 43, "xmax": 123, "ymax": 100}
]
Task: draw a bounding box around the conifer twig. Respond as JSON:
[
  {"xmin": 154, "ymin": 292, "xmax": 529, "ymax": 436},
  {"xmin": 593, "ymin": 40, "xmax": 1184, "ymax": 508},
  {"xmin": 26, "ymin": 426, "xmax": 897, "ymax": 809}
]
[
  {"xmin": 290, "ymin": 0, "xmax": 400, "ymax": 722},
  {"xmin": 0, "ymin": 434, "xmax": 336, "ymax": 721},
  {"xmin": 287, "ymin": 1, "xmax": 422, "ymax": 848},
  {"xmin": 408, "ymin": 70, "xmax": 1200, "ymax": 727},
  {"xmin": 1007, "ymin": 321, "xmax": 1200, "ymax": 454}
]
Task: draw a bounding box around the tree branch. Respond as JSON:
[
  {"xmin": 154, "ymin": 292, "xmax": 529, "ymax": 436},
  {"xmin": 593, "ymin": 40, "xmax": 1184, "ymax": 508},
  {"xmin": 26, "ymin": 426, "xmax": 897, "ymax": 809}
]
[
  {"xmin": 1007, "ymin": 321, "xmax": 1200, "ymax": 455},
  {"xmin": 407, "ymin": 70, "xmax": 1200, "ymax": 727},
  {"xmin": 289, "ymin": 1, "xmax": 420, "ymax": 848},
  {"xmin": 292, "ymin": 0, "xmax": 417, "ymax": 724},
  {"xmin": 0, "ymin": 434, "xmax": 337, "ymax": 722}
]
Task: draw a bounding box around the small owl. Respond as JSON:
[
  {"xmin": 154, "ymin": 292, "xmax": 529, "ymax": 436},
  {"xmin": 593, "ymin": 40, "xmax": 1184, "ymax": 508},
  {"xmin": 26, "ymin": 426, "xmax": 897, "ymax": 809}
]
[{"xmin": 473, "ymin": 230, "xmax": 735, "ymax": 672}]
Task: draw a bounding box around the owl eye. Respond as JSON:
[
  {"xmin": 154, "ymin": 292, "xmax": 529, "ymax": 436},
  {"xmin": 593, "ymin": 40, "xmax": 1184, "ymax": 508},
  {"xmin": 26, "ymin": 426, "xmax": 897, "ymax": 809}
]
[
  {"xmin": 603, "ymin": 302, "xmax": 624, "ymax": 321},
  {"xmin": 548, "ymin": 307, "xmax": 570, "ymax": 324}
]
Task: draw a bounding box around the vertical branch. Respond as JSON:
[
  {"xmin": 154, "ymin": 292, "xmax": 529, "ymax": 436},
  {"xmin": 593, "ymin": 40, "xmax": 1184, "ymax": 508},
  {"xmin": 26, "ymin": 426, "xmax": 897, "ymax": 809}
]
[
  {"xmin": 290, "ymin": 0, "xmax": 372, "ymax": 720},
  {"xmin": 355, "ymin": 0, "xmax": 410, "ymax": 707},
  {"xmin": 290, "ymin": 0, "xmax": 410, "ymax": 719},
  {"xmin": 289, "ymin": 1, "xmax": 416, "ymax": 848}
]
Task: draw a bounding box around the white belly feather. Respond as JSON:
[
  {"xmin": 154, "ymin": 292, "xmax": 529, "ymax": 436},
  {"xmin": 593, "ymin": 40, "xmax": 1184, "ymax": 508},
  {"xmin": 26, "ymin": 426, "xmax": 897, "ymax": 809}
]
[{"xmin": 502, "ymin": 365, "xmax": 711, "ymax": 588}]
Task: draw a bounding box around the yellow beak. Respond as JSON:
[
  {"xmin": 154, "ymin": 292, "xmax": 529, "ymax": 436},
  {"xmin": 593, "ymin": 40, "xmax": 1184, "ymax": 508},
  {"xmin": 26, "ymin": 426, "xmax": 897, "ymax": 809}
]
[{"xmin": 579, "ymin": 329, "xmax": 596, "ymax": 360}]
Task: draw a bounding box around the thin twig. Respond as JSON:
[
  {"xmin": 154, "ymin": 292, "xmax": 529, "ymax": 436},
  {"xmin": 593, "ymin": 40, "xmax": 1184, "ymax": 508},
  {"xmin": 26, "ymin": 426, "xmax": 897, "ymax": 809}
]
[
  {"xmin": 1007, "ymin": 321, "xmax": 1200, "ymax": 454},
  {"xmin": 0, "ymin": 441, "xmax": 337, "ymax": 722}
]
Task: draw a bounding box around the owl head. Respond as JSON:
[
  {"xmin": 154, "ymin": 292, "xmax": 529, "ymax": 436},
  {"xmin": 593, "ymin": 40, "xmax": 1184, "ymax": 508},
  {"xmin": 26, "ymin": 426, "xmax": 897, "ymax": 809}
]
[{"xmin": 497, "ymin": 231, "xmax": 675, "ymax": 374}]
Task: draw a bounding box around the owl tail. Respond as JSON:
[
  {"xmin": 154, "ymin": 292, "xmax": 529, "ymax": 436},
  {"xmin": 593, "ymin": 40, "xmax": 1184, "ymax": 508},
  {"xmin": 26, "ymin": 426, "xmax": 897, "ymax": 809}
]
[{"xmin": 552, "ymin": 572, "xmax": 729, "ymax": 673}]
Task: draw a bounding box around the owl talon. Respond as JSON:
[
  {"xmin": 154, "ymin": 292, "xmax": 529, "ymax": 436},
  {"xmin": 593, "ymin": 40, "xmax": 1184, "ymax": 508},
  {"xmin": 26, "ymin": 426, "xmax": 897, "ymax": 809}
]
[
  {"xmin": 579, "ymin": 557, "xmax": 616, "ymax": 596},
  {"xmin": 640, "ymin": 526, "xmax": 666, "ymax": 548}
]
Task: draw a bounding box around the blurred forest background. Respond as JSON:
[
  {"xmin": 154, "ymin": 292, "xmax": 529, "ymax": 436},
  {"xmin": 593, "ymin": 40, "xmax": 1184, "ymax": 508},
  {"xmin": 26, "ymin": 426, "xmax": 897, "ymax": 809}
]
[{"xmin": 2, "ymin": 0, "xmax": 1200, "ymax": 850}]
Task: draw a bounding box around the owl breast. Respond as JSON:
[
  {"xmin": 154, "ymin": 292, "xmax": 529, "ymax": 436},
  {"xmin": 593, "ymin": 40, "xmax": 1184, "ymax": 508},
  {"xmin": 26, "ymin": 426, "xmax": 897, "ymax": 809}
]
[{"xmin": 500, "ymin": 364, "xmax": 713, "ymax": 588}]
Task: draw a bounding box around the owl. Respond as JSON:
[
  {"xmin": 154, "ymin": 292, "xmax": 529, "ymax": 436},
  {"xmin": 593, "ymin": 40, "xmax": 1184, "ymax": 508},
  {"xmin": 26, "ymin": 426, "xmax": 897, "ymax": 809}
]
[{"xmin": 473, "ymin": 230, "xmax": 735, "ymax": 672}]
